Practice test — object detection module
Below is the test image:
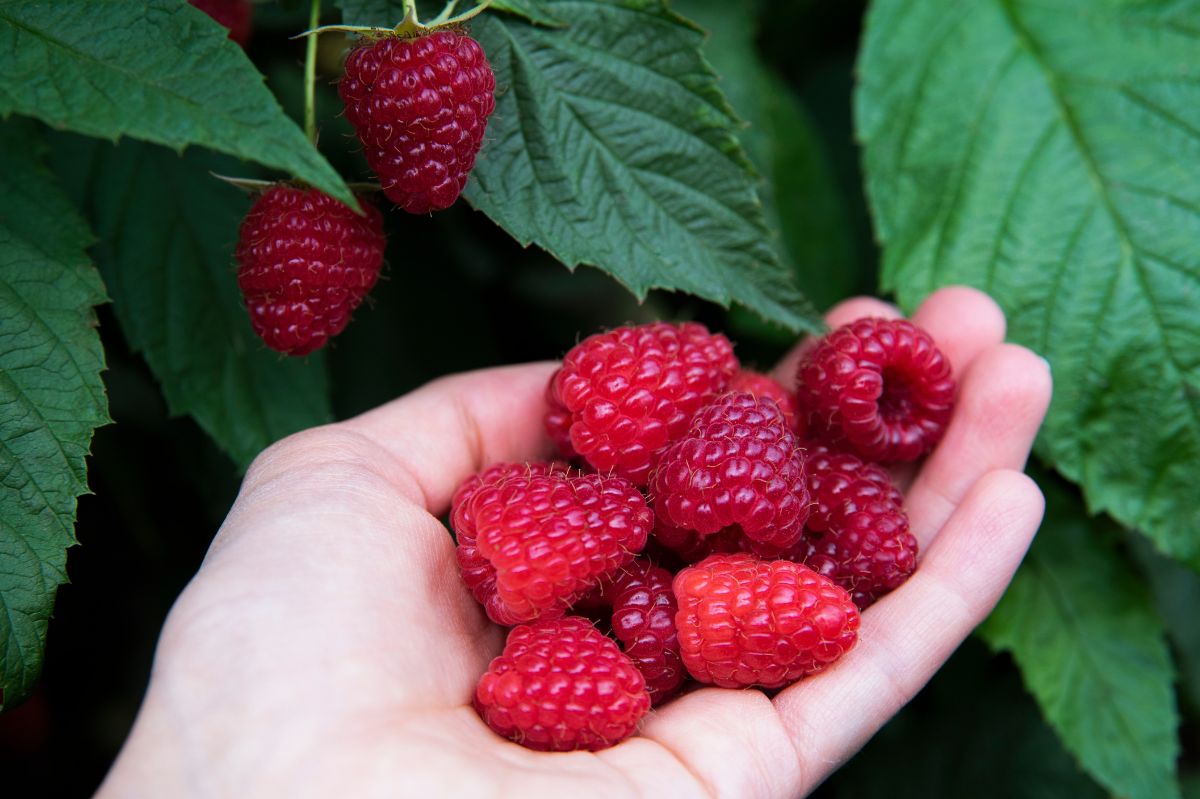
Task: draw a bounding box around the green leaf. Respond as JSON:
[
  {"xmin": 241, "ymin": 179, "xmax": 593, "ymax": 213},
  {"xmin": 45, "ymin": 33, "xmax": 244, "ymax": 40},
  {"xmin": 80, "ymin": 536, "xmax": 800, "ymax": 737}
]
[
  {"xmin": 856, "ymin": 0, "xmax": 1200, "ymax": 563},
  {"xmin": 0, "ymin": 119, "xmax": 108, "ymax": 709},
  {"xmin": 49, "ymin": 136, "xmax": 332, "ymax": 470},
  {"xmin": 0, "ymin": 0, "xmax": 353, "ymax": 207},
  {"xmin": 979, "ymin": 476, "xmax": 1181, "ymax": 799},
  {"xmin": 463, "ymin": 0, "xmax": 820, "ymax": 332},
  {"xmin": 677, "ymin": 0, "xmax": 856, "ymax": 313},
  {"xmin": 338, "ymin": 0, "xmax": 565, "ymax": 27},
  {"xmin": 490, "ymin": 0, "xmax": 567, "ymax": 27}
]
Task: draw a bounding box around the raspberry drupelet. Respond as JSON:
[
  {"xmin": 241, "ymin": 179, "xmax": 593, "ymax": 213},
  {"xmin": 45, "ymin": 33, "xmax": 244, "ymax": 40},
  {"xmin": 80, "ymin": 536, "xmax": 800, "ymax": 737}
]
[
  {"xmin": 339, "ymin": 31, "xmax": 496, "ymax": 214},
  {"xmin": 450, "ymin": 462, "xmax": 651, "ymax": 626},
  {"xmin": 674, "ymin": 553, "xmax": 860, "ymax": 689},
  {"xmin": 797, "ymin": 318, "xmax": 955, "ymax": 462},
  {"xmin": 650, "ymin": 392, "xmax": 811, "ymax": 551},
  {"xmin": 235, "ymin": 186, "xmax": 385, "ymax": 356},
  {"xmin": 475, "ymin": 617, "xmax": 650, "ymax": 751},
  {"xmin": 546, "ymin": 322, "xmax": 739, "ymax": 485}
]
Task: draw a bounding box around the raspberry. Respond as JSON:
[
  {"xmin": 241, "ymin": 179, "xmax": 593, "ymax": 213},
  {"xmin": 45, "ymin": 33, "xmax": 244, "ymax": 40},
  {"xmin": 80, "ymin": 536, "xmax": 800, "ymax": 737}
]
[
  {"xmin": 546, "ymin": 323, "xmax": 738, "ymax": 485},
  {"xmin": 650, "ymin": 392, "xmax": 810, "ymax": 550},
  {"xmin": 235, "ymin": 186, "xmax": 385, "ymax": 356},
  {"xmin": 339, "ymin": 31, "xmax": 496, "ymax": 214},
  {"xmin": 652, "ymin": 517, "xmax": 743, "ymax": 564},
  {"xmin": 606, "ymin": 559, "xmax": 685, "ymax": 705},
  {"xmin": 797, "ymin": 318, "xmax": 955, "ymax": 461},
  {"xmin": 451, "ymin": 463, "xmax": 651, "ymax": 625},
  {"xmin": 802, "ymin": 446, "xmax": 916, "ymax": 608},
  {"xmin": 674, "ymin": 553, "xmax": 859, "ymax": 689},
  {"xmin": 730, "ymin": 370, "xmax": 800, "ymax": 432},
  {"xmin": 475, "ymin": 617, "xmax": 650, "ymax": 751},
  {"xmin": 190, "ymin": 0, "xmax": 252, "ymax": 47}
]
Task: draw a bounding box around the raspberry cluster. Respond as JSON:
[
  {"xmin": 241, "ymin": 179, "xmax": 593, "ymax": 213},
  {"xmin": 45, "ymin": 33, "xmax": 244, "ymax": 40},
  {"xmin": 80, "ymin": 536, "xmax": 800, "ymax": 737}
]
[
  {"xmin": 451, "ymin": 319, "xmax": 955, "ymax": 752},
  {"xmin": 233, "ymin": 28, "xmax": 498, "ymax": 352}
]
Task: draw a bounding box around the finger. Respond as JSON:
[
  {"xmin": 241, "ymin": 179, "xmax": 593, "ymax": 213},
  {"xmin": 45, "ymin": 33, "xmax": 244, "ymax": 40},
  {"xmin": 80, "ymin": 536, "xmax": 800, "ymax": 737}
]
[
  {"xmin": 772, "ymin": 469, "xmax": 1044, "ymax": 793},
  {"xmin": 906, "ymin": 345, "xmax": 1052, "ymax": 547},
  {"xmin": 770, "ymin": 297, "xmax": 901, "ymax": 385},
  {"xmin": 627, "ymin": 687, "xmax": 802, "ymax": 799},
  {"xmin": 909, "ymin": 285, "xmax": 1007, "ymax": 380}
]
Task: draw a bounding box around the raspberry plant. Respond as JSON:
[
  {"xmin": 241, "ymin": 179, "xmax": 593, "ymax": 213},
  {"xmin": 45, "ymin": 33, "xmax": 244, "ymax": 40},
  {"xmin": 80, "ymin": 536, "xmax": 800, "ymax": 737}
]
[{"xmin": 0, "ymin": 0, "xmax": 1197, "ymax": 796}]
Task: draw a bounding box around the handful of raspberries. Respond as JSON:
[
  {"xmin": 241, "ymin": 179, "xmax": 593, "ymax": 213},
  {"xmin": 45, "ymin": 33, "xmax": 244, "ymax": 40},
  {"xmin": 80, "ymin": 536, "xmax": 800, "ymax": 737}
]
[{"xmin": 459, "ymin": 318, "xmax": 955, "ymax": 751}]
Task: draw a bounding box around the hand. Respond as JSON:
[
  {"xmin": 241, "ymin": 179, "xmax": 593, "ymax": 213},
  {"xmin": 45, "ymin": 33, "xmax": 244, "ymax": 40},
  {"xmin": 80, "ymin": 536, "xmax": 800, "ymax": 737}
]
[{"xmin": 99, "ymin": 286, "xmax": 1052, "ymax": 799}]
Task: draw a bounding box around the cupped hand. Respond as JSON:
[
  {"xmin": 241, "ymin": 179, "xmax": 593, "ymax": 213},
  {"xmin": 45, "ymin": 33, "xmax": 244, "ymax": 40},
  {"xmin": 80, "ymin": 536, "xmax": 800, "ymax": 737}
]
[{"xmin": 99, "ymin": 287, "xmax": 1052, "ymax": 799}]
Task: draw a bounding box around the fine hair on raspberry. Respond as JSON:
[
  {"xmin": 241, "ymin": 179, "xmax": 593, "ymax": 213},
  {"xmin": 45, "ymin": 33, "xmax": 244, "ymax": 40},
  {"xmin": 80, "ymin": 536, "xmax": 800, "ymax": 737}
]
[
  {"xmin": 339, "ymin": 30, "xmax": 496, "ymax": 213},
  {"xmin": 235, "ymin": 185, "xmax": 386, "ymax": 356}
]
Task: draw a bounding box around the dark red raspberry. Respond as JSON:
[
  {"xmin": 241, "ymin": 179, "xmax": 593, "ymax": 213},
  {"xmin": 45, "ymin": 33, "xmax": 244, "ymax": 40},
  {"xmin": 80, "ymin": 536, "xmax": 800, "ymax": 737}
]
[
  {"xmin": 190, "ymin": 0, "xmax": 252, "ymax": 47},
  {"xmin": 235, "ymin": 186, "xmax": 385, "ymax": 356},
  {"xmin": 451, "ymin": 463, "xmax": 651, "ymax": 625},
  {"xmin": 674, "ymin": 553, "xmax": 859, "ymax": 689},
  {"xmin": 339, "ymin": 31, "xmax": 496, "ymax": 214},
  {"xmin": 606, "ymin": 559, "xmax": 684, "ymax": 705},
  {"xmin": 546, "ymin": 323, "xmax": 738, "ymax": 485},
  {"xmin": 652, "ymin": 517, "xmax": 743, "ymax": 564},
  {"xmin": 802, "ymin": 446, "xmax": 916, "ymax": 608},
  {"xmin": 475, "ymin": 617, "xmax": 650, "ymax": 751},
  {"xmin": 730, "ymin": 370, "xmax": 800, "ymax": 432},
  {"xmin": 797, "ymin": 318, "xmax": 954, "ymax": 461},
  {"xmin": 650, "ymin": 392, "xmax": 810, "ymax": 550}
]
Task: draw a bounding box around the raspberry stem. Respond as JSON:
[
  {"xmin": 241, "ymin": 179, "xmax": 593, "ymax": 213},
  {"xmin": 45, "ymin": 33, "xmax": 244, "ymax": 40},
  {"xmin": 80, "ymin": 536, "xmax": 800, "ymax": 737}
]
[{"xmin": 304, "ymin": 0, "xmax": 320, "ymax": 144}]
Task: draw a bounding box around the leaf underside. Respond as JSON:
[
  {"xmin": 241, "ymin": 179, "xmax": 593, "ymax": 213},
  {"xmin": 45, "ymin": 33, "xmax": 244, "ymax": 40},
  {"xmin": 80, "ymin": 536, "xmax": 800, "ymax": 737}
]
[
  {"xmin": 980, "ymin": 477, "xmax": 1181, "ymax": 799},
  {"xmin": 857, "ymin": 0, "xmax": 1200, "ymax": 563}
]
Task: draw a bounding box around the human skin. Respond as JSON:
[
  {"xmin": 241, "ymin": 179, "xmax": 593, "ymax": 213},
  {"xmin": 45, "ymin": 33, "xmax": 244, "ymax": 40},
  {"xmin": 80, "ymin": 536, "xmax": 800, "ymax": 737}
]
[{"xmin": 97, "ymin": 286, "xmax": 1052, "ymax": 798}]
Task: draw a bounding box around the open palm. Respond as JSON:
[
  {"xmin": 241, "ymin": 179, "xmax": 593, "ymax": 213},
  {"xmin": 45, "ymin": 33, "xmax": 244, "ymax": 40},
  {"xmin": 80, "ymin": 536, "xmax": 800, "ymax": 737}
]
[{"xmin": 99, "ymin": 287, "xmax": 1051, "ymax": 799}]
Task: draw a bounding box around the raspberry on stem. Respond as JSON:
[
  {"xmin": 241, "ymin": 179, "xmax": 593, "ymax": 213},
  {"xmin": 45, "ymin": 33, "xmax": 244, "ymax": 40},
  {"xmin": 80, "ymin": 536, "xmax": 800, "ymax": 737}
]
[
  {"xmin": 339, "ymin": 31, "xmax": 496, "ymax": 214},
  {"xmin": 797, "ymin": 318, "xmax": 955, "ymax": 462},
  {"xmin": 475, "ymin": 617, "xmax": 650, "ymax": 751},
  {"xmin": 235, "ymin": 185, "xmax": 385, "ymax": 356}
]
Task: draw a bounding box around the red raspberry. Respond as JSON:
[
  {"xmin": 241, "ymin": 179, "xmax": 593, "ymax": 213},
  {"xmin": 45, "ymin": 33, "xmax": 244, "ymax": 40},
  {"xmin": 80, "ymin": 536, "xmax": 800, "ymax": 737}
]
[
  {"xmin": 802, "ymin": 446, "xmax": 916, "ymax": 608},
  {"xmin": 652, "ymin": 517, "xmax": 743, "ymax": 564},
  {"xmin": 475, "ymin": 617, "xmax": 650, "ymax": 751},
  {"xmin": 650, "ymin": 392, "xmax": 810, "ymax": 550},
  {"xmin": 190, "ymin": 0, "xmax": 252, "ymax": 47},
  {"xmin": 674, "ymin": 553, "xmax": 859, "ymax": 688},
  {"xmin": 606, "ymin": 559, "xmax": 685, "ymax": 705},
  {"xmin": 796, "ymin": 318, "xmax": 954, "ymax": 461},
  {"xmin": 546, "ymin": 322, "xmax": 738, "ymax": 485},
  {"xmin": 339, "ymin": 31, "xmax": 496, "ymax": 214},
  {"xmin": 235, "ymin": 186, "xmax": 385, "ymax": 356},
  {"xmin": 451, "ymin": 463, "xmax": 651, "ymax": 625},
  {"xmin": 730, "ymin": 370, "xmax": 800, "ymax": 431}
]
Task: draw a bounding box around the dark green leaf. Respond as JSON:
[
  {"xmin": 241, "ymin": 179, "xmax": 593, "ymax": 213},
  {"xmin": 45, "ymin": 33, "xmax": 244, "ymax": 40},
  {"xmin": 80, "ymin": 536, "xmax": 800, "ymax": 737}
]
[
  {"xmin": 50, "ymin": 136, "xmax": 332, "ymax": 470},
  {"xmin": 0, "ymin": 119, "xmax": 108, "ymax": 709},
  {"xmin": 856, "ymin": 0, "xmax": 1200, "ymax": 563},
  {"xmin": 464, "ymin": 0, "xmax": 820, "ymax": 332},
  {"xmin": 337, "ymin": 0, "xmax": 405, "ymax": 26},
  {"xmin": 677, "ymin": 0, "xmax": 856, "ymax": 312},
  {"xmin": 979, "ymin": 476, "xmax": 1181, "ymax": 799},
  {"xmin": 0, "ymin": 0, "xmax": 353, "ymax": 207},
  {"xmin": 490, "ymin": 0, "xmax": 567, "ymax": 27},
  {"xmin": 339, "ymin": 0, "xmax": 564, "ymax": 28}
]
